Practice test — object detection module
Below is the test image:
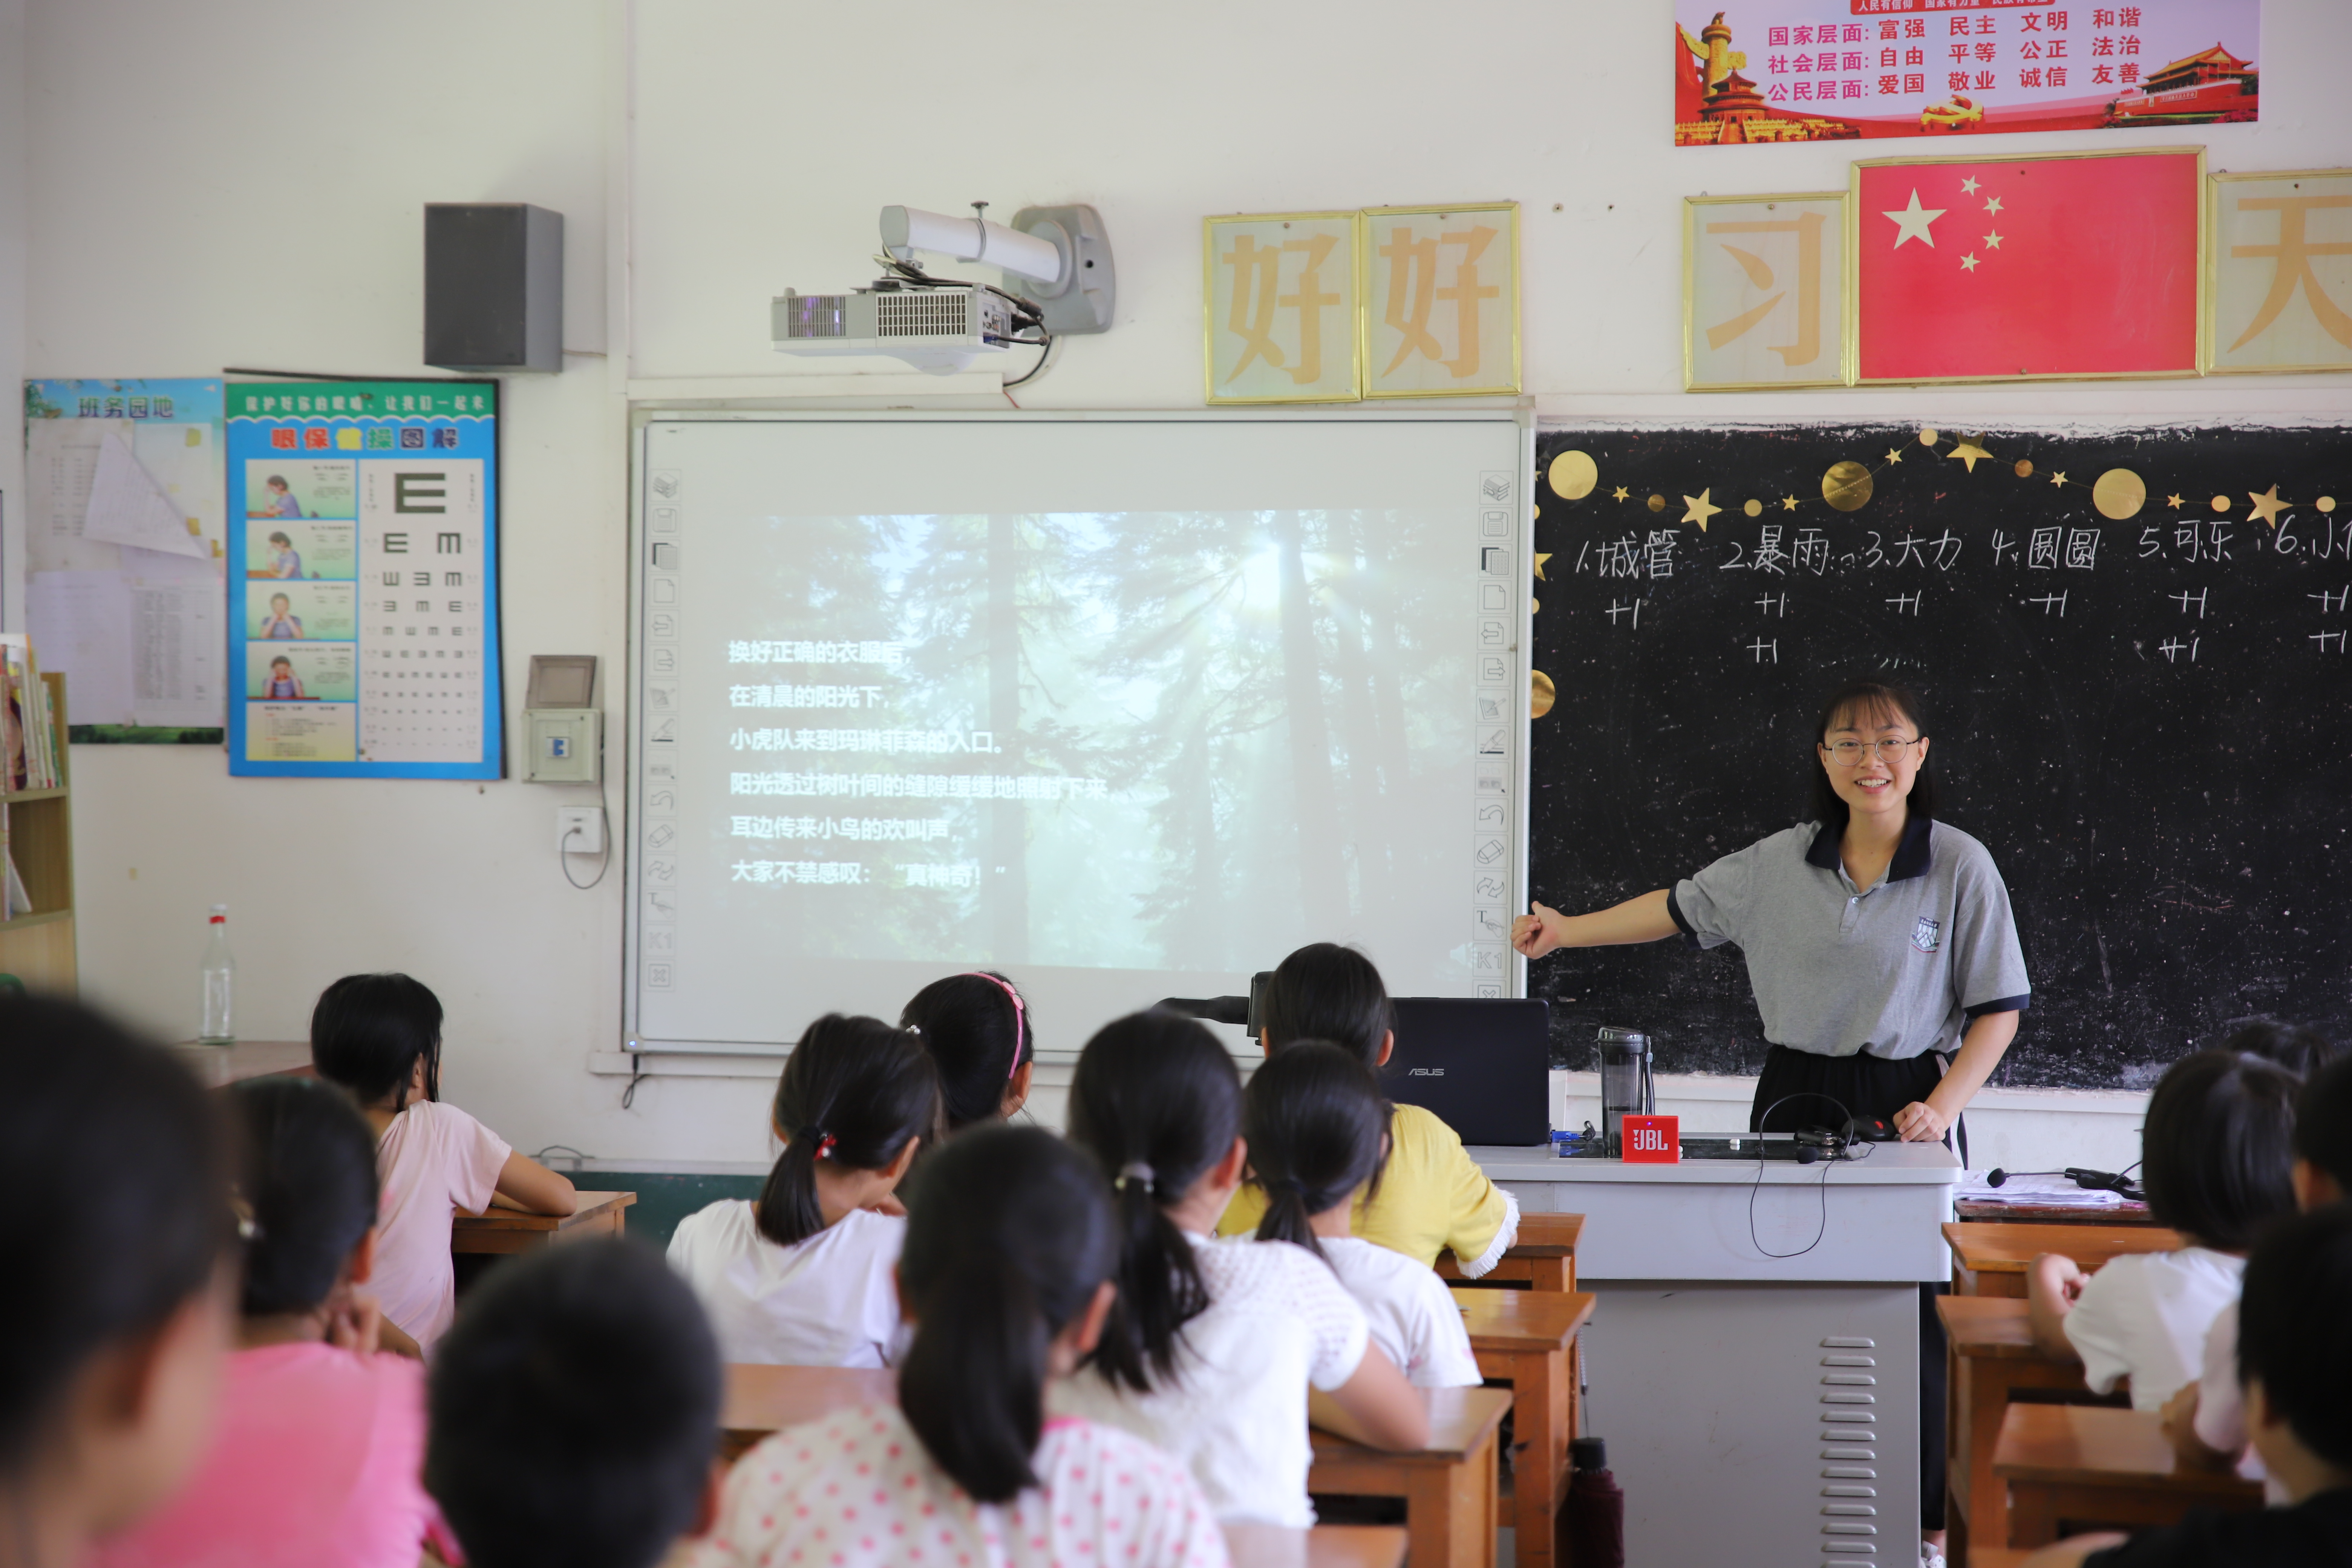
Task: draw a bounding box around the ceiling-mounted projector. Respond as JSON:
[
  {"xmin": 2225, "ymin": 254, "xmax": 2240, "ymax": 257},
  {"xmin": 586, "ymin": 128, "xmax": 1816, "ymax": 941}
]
[{"xmin": 772, "ymin": 202, "xmax": 1114, "ymax": 374}]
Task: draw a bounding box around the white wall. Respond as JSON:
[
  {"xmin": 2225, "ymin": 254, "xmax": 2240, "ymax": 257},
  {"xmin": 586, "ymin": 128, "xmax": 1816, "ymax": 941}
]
[
  {"xmin": 0, "ymin": 0, "xmax": 25, "ymax": 633},
  {"xmin": 22, "ymin": 0, "xmax": 2352, "ymax": 1174}
]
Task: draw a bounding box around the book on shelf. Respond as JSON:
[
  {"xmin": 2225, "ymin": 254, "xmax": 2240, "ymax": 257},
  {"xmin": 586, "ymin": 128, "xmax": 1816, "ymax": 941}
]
[{"xmin": 0, "ymin": 635, "xmax": 59, "ymax": 793}]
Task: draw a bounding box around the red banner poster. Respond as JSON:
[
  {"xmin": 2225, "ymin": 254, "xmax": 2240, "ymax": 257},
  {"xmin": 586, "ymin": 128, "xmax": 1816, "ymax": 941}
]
[{"xmin": 1854, "ymin": 150, "xmax": 2201, "ymax": 382}]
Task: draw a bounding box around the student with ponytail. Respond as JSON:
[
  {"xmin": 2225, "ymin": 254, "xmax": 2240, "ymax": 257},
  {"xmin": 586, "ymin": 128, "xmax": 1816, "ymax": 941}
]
[
  {"xmin": 1053, "ymin": 1010, "xmax": 1429, "ymax": 1527},
  {"xmin": 667, "ymin": 1014, "xmax": 939, "ymax": 1366},
  {"xmin": 689, "ymin": 1126, "xmax": 1226, "ymax": 1568},
  {"xmin": 899, "ymin": 969, "xmax": 1036, "ymax": 1132},
  {"xmin": 91, "ymin": 1076, "xmax": 447, "ymax": 1568},
  {"xmin": 1246, "ymin": 1043, "xmax": 1481, "ymax": 1390}
]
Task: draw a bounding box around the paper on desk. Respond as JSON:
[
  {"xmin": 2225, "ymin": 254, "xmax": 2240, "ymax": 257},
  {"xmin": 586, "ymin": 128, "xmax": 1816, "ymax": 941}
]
[
  {"xmin": 26, "ymin": 570, "xmax": 136, "ymax": 724},
  {"xmin": 1953, "ymin": 1171, "xmax": 2124, "ymax": 1205},
  {"xmin": 83, "ymin": 432, "xmax": 209, "ymax": 559}
]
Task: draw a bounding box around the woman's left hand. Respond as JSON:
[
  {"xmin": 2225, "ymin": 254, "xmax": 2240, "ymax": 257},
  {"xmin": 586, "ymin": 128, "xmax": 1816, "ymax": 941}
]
[{"xmin": 1893, "ymin": 1099, "xmax": 1949, "ymax": 1142}]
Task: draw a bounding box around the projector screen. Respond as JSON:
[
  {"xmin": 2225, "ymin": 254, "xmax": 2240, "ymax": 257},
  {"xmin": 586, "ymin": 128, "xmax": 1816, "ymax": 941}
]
[{"xmin": 627, "ymin": 412, "xmax": 1530, "ymax": 1055}]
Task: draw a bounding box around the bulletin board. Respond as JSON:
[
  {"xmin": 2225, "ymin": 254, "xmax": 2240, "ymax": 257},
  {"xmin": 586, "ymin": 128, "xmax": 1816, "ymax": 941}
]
[{"xmin": 225, "ymin": 381, "xmax": 502, "ymax": 778}]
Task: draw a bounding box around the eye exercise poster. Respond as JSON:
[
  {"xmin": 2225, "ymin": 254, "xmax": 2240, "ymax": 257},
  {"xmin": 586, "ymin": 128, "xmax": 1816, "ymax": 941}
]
[
  {"xmin": 225, "ymin": 381, "xmax": 502, "ymax": 778},
  {"xmin": 1674, "ymin": 0, "xmax": 2259, "ymax": 146}
]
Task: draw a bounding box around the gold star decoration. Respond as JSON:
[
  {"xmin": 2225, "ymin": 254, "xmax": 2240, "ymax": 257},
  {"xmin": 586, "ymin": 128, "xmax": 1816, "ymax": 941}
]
[
  {"xmin": 1984, "ymin": 196, "xmax": 2004, "ymax": 215},
  {"xmin": 1533, "ymin": 551, "xmax": 1553, "ymax": 580},
  {"xmin": 2050, "ymin": 470, "xmax": 2069, "ymax": 487},
  {"xmin": 1611, "ymin": 486, "xmax": 1629, "ymax": 502},
  {"xmin": 1983, "ymin": 230, "xmax": 2004, "ymax": 250},
  {"xmin": 2167, "ymin": 493, "xmax": 2185, "ymax": 509},
  {"xmin": 1781, "ymin": 495, "xmax": 1799, "ymax": 511},
  {"xmin": 1960, "ymin": 253, "xmax": 1980, "ymax": 272},
  {"xmin": 1947, "ymin": 436, "xmax": 1994, "ymax": 473},
  {"xmin": 1960, "ymin": 176, "xmax": 1981, "ymax": 195},
  {"xmin": 2248, "ymin": 484, "xmax": 2289, "ymax": 526},
  {"xmin": 1681, "ymin": 489, "xmax": 1723, "ymax": 531},
  {"xmin": 1885, "ymin": 448, "xmax": 1904, "ymax": 464},
  {"xmin": 1882, "ymin": 188, "xmax": 1946, "ymax": 250}
]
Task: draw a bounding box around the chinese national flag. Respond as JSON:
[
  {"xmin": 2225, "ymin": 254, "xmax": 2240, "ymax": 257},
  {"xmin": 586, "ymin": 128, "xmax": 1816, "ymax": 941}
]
[{"xmin": 1856, "ymin": 151, "xmax": 2201, "ymax": 383}]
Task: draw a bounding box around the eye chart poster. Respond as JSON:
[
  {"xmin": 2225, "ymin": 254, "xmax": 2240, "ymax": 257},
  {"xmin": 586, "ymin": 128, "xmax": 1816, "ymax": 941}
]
[{"xmin": 225, "ymin": 381, "xmax": 502, "ymax": 778}]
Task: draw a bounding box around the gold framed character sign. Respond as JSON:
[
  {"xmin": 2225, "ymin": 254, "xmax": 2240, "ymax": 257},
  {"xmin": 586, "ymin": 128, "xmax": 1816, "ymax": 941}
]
[
  {"xmin": 2207, "ymin": 168, "xmax": 2352, "ymax": 376},
  {"xmin": 1203, "ymin": 212, "xmax": 1362, "ymax": 404},
  {"xmin": 1360, "ymin": 202, "xmax": 1521, "ymax": 398},
  {"xmin": 1683, "ymin": 192, "xmax": 1851, "ymax": 390}
]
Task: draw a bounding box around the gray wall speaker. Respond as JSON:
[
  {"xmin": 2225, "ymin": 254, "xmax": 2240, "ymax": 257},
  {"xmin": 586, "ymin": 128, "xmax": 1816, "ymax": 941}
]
[{"xmin": 424, "ymin": 204, "xmax": 563, "ymax": 373}]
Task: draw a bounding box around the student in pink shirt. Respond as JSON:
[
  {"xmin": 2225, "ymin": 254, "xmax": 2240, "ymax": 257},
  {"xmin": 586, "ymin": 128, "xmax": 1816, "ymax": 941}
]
[
  {"xmin": 2, "ymin": 996, "xmax": 234, "ymax": 1568},
  {"xmin": 310, "ymin": 973, "xmax": 576, "ymax": 1353},
  {"xmin": 90, "ymin": 1075, "xmax": 447, "ymax": 1568}
]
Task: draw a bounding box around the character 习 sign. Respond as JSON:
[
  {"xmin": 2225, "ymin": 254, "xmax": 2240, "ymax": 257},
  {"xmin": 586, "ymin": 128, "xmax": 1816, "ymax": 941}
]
[
  {"xmin": 1673, "ymin": 1, "xmax": 2260, "ymax": 147},
  {"xmin": 1685, "ymin": 192, "xmax": 1851, "ymax": 389}
]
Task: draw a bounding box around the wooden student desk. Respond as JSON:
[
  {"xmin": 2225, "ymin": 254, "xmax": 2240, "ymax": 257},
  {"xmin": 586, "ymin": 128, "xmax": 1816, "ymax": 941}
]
[
  {"xmin": 1435, "ymin": 1213, "xmax": 1583, "ymax": 1292},
  {"xmin": 1992, "ymin": 1402, "xmax": 2264, "ymax": 1548},
  {"xmin": 1311, "ymin": 1384, "xmax": 1513, "ymax": 1568},
  {"xmin": 171, "ymin": 1039, "xmax": 317, "ymax": 1088},
  {"xmin": 1945, "ymin": 1221, "xmax": 2184, "ymax": 1298},
  {"xmin": 1938, "ymin": 1294, "xmax": 2103, "ymax": 1562},
  {"xmin": 452, "ymin": 1190, "xmax": 635, "ymax": 1254},
  {"xmin": 1450, "ymin": 1286, "xmax": 1594, "ymax": 1568},
  {"xmin": 1955, "ymin": 1199, "xmax": 2157, "ymax": 1226},
  {"xmin": 1224, "ymin": 1523, "xmax": 1407, "ymax": 1568}
]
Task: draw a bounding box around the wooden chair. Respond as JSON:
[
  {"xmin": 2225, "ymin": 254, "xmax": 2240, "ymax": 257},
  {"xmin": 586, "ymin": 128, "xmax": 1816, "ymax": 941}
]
[
  {"xmin": 1450, "ymin": 1287, "xmax": 1593, "ymax": 1568},
  {"xmin": 452, "ymin": 1190, "xmax": 635, "ymax": 1255},
  {"xmin": 1944, "ymin": 1222, "xmax": 2183, "ymax": 1298},
  {"xmin": 1992, "ymin": 1403, "xmax": 2263, "ymax": 1548},
  {"xmin": 720, "ymin": 1363, "xmax": 896, "ymax": 1462},
  {"xmin": 1436, "ymin": 1213, "xmax": 1583, "ymax": 1293},
  {"xmin": 1939, "ymin": 1294, "xmax": 2110, "ymax": 1562},
  {"xmin": 1223, "ymin": 1524, "xmax": 1409, "ymax": 1568},
  {"xmin": 1311, "ymin": 1384, "xmax": 1513, "ymax": 1568}
]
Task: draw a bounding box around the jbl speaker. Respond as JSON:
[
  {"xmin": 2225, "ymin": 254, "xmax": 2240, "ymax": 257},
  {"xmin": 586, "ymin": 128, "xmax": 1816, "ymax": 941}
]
[{"xmin": 424, "ymin": 204, "xmax": 563, "ymax": 373}]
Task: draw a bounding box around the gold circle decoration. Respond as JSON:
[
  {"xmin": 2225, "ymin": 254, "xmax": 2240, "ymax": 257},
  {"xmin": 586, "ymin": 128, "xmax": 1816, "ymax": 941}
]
[
  {"xmin": 1548, "ymin": 450, "xmax": 1599, "ymax": 501},
  {"xmin": 1822, "ymin": 461, "xmax": 1874, "ymax": 512},
  {"xmin": 2091, "ymin": 468, "xmax": 2147, "ymax": 521},
  {"xmin": 2213, "ymin": 495, "xmax": 2233, "ymax": 513},
  {"xmin": 1919, "ymin": 428, "xmax": 1940, "ymax": 447},
  {"xmin": 2321, "ymin": 496, "xmax": 2339, "ymax": 514},
  {"xmin": 1647, "ymin": 493, "xmax": 1667, "ymax": 513},
  {"xmin": 2014, "ymin": 459, "xmax": 2035, "ymax": 479},
  {"xmin": 1743, "ymin": 498, "xmax": 1762, "ymax": 517},
  {"xmin": 1530, "ymin": 670, "xmax": 1557, "ymax": 720}
]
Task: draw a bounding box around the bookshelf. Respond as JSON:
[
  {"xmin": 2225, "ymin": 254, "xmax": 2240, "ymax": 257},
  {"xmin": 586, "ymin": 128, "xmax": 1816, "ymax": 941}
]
[{"xmin": 1, "ymin": 673, "xmax": 76, "ymax": 994}]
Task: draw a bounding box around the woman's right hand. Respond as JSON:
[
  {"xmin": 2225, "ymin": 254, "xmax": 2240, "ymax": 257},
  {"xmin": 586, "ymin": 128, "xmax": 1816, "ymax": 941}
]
[{"xmin": 1512, "ymin": 902, "xmax": 1564, "ymax": 959}]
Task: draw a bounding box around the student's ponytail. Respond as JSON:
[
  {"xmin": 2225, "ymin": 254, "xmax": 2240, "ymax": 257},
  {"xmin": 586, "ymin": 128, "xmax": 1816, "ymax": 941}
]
[
  {"xmin": 232, "ymin": 1076, "xmax": 380, "ymax": 1317},
  {"xmin": 897, "ymin": 1126, "xmax": 1118, "ymax": 1503},
  {"xmin": 756, "ymin": 1014, "xmax": 939, "ymax": 1248},
  {"xmin": 1065, "ymin": 1011, "xmax": 1240, "ymax": 1393},
  {"xmin": 1244, "ymin": 1040, "xmax": 1391, "ymax": 1264}
]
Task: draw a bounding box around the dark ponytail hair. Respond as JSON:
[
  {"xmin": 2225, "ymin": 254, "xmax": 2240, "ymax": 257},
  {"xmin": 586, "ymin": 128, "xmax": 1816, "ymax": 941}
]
[
  {"xmin": 1065, "ymin": 1011, "xmax": 1240, "ymax": 1394},
  {"xmin": 310, "ymin": 972, "xmax": 444, "ymax": 1110},
  {"xmin": 897, "ymin": 1125, "xmax": 1118, "ymax": 1502},
  {"xmin": 1807, "ymin": 679, "xmax": 1937, "ymax": 833},
  {"xmin": 0, "ymin": 996, "xmax": 231, "ymax": 1469},
  {"xmin": 899, "ymin": 970, "xmax": 1034, "ymax": 1132},
  {"xmin": 1244, "ymin": 1041, "xmax": 1390, "ymax": 1263},
  {"xmin": 756, "ymin": 1014, "xmax": 939, "ymax": 1248},
  {"xmin": 231, "ymin": 1076, "xmax": 380, "ymax": 1318},
  {"xmin": 1262, "ymin": 942, "xmax": 1392, "ymax": 1068}
]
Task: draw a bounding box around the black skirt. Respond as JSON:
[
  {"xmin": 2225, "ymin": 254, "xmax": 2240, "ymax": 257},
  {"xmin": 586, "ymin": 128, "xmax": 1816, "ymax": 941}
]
[{"xmin": 1750, "ymin": 1043, "xmax": 1963, "ymax": 1161}]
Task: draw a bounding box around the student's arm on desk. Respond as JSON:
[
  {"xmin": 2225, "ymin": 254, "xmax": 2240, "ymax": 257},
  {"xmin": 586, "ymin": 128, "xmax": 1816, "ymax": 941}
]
[
  {"xmin": 1307, "ymin": 1342, "xmax": 1430, "ymax": 1450},
  {"xmin": 2019, "ymin": 1534, "xmax": 2129, "ymax": 1568},
  {"xmin": 489, "ymin": 1150, "xmax": 577, "ymax": 1216},
  {"xmin": 2026, "ymin": 1251, "xmax": 2089, "ymax": 1358}
]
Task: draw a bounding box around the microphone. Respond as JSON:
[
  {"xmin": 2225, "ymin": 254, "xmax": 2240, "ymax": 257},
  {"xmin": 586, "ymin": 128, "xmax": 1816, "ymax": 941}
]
[
  {"xmin": 1156, "ymin": 995, "xmax": 1249, "ymax": 1026},
  {"xmin": 1985, "ymin": 1168, "xmax": 2063, "ymax": 1188}
]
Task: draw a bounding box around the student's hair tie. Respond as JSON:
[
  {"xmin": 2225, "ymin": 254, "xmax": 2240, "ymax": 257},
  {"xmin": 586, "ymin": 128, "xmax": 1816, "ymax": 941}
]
[
  {"xmin": 1266, "ymin": 1176, "xmax": 1307, "ymax": 1197},
  {"xmin": 1115, "ymin": 1161, "xmax": 1155, "ymax": 1191},
  {"xmin": 963, "ymin": 972, "xmax": 1029, "ymax": 1081},
  {"xmin": 797, "ymin": 1125, "xmax": 836, "ymax": 1159}
]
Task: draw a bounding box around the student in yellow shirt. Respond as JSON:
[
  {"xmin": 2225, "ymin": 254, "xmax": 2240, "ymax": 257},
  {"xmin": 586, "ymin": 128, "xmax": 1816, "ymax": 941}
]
[{"xmin": 1216, "ymin": 944, "xmax": 1519, "ymax": 1275}]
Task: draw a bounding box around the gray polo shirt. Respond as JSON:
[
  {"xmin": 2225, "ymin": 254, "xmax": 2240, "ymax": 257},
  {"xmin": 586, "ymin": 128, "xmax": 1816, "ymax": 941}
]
[{"xmin": 1667, "ymin": 815, "xmax": 2030, "ymax": 1061}]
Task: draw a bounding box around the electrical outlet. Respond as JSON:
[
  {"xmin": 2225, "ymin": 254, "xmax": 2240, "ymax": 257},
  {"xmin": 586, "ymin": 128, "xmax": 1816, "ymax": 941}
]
[{"xmin": 557, "ymin": 805, "xmax": 606, "ymax": 856}]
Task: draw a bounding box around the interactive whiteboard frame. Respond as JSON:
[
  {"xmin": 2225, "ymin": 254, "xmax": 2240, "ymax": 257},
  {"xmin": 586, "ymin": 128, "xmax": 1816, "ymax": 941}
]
[{"xmin": 621, "ymin": 408, "xmax": 1534, "ymax": 1059}]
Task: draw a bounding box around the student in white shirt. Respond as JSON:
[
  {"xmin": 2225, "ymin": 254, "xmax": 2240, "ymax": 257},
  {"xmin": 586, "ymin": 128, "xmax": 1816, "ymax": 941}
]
[
  {"xmin": 691, "ymin": 1124, "xmax": 1228, "ymax": 1568},
  {"xmin": 1052, "ymin": 1011, "xmax": 1430, "ymax": 1527},
  {"xmin": 2165, "ymin": 1047, "xmax": 2352, "ymax": 1490},
  {"xmin": 1243, "ymin": 1040, "xmax": 1480, "ymax": 1390},
  {"xmin": 2028, "ymin": 1049, "xmax": 2300, "ymax": 1409},
  {"xmin": 667, "ymin": 1014, "xmax": 939, "ymax": 1366}
]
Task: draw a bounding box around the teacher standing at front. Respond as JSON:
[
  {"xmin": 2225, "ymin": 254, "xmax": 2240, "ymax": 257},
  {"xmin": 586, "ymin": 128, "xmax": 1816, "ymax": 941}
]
[{"xmin": 1511, "ymin": 678, "xmax": 2030, "ymax": 1563}]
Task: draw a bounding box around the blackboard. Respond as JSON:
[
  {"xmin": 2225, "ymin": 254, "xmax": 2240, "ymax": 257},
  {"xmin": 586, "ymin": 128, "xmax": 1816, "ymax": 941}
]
[{"xmin": 1529, "ymin": 424, "xmax": 2352, "ymax": 1090}]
